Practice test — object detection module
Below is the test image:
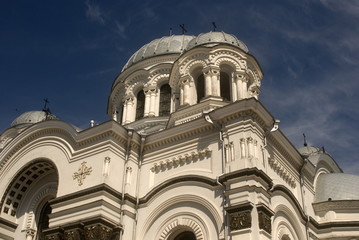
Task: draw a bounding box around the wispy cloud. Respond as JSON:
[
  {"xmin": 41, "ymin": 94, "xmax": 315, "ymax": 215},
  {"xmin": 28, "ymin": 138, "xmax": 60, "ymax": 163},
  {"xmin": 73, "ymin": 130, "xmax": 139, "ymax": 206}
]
[
  {"xmin": 85, "ymin": 0, "xmax": 105, "ymax": 25},
  {"xmin": 115, "ymin": 21, "xmax": 127, "ymax": 39},
  {"xmin": 320, "ymin": 0, "xmax": 359, "ymax": 16}
]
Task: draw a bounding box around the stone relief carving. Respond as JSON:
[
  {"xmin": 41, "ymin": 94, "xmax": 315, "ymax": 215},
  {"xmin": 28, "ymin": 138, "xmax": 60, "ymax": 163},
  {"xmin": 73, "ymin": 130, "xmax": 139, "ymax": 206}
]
[
  {"xmin": 258, "ymin": 210, "xmax": 272, "ymax": 234},
  {"xmin": 84, "ymin": 224, "xmax": 112, "ymax": 240},
  {"xmin": 73, "ymin": 161, "xmax": 92, "ymax": 186},
  {"xmin": 229, "ymin": 210, "xmax": 252, "ymax": 231}
]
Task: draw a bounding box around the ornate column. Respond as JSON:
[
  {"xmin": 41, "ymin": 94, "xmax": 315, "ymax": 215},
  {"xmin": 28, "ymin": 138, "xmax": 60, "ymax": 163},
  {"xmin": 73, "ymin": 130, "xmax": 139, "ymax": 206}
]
[
  {"xmin": 122, "ymin": 100, "xmax": 127, "ymax": 124},
  {"xmin": 203, "ymin": 67, "xmax": 212, "ymax": 96},
  {"xmin": 240, "ymin": 138, "xmax": 246, "ymax": 159},
  {"xmin": 203, "ymin": 66, "xmax": 220, "ymax": 97},
  {"xmin": 235, "ymin": 72, "xmax": 248, "ymax": 100},
  {"xmin": 144, "ymin": 89, "xmax": 151, "ymax": 117},
  {"xmin": 232, "ymin": 72, "xmax": 238, "ymax": 101},
  {"xmin": 124, "ymin": 97, "xmax": 134, "ymax": 124},
  {"xmin": 149, "ymin": 88, "xmax": 157, "ymax": 117},
  {"xmin": 247, "ymin": 137, "xmax": 253, "ymax": 159},
  {"xmin": 211, "ymin": 67, "xmax": 220, "ymax": 96},
  {"xmin": 180, "ymin": 76, "xmax": 192, "ymax": 105}
]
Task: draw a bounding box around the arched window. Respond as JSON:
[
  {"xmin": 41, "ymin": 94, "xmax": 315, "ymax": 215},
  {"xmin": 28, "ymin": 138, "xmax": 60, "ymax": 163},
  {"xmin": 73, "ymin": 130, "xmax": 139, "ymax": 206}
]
[
  {"xmin": 136, "ymin": 90, "xmax": 145, "ymax": 120},
  {"xmin": 36, "ymin": 201, "xmax": 52, "ymax": 240},
  {"xmin": 196, "ymin": 74, "xmax": 205, "ymax": 103},
  {"xmin": 173, "ymin": 231, "xmax": 196, "ymax": 240},
  {"xmin": 159, "ymin": 84, "xmax": 171, "ymax": 116},
  {"xmin": 220, "ymin": 72, "xmax": 231, "ymax": 101}
]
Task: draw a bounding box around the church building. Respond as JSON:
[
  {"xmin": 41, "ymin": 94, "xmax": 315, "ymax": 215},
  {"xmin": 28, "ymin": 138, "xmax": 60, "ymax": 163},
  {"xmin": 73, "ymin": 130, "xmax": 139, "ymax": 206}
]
[{"xmin": 1, "ymin": 31, "xmax": 359, "ymax": 240}]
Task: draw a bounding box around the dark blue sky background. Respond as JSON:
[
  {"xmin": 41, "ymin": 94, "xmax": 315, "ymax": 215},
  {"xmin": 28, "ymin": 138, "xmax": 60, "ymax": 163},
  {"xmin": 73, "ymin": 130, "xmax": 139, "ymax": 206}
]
[{"xmin": 1, "ymin": 0, "xmax": 359, "ymax": 174}]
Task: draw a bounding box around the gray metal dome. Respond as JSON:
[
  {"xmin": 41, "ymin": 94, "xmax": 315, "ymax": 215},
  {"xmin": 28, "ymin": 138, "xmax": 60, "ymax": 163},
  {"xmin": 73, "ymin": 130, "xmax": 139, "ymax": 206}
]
[
  {"xmin": 11, "ymin": 111, "xmax": 56, "ymax": 128},
  {"xmin": 315, "ymin": 173, "xmax": 359, "ymax": 202},
  {"xmin": 186, "ymin": 31, "xmax": 249, "ymax": 52},
  {"xmin": 297, "ymin": 145, "xmax": 323, "ymax": 156},
  {"xmin": 122, "ymin": 35, "xmax": 195, "ymax": 71}
]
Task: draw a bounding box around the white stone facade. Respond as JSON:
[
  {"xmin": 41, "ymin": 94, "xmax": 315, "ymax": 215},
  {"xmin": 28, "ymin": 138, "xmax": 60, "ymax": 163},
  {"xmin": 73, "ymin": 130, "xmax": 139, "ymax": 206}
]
[{"xmin": 1, "ymin": 32, "xmax": 358, "ymax": 240}]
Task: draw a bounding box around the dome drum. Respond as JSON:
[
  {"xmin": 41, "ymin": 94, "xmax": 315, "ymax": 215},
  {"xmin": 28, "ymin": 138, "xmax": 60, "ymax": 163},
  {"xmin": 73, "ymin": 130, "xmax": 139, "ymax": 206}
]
[{"xmin": 108, "ymin": 31, "xmax": 263, "ymax": 134}]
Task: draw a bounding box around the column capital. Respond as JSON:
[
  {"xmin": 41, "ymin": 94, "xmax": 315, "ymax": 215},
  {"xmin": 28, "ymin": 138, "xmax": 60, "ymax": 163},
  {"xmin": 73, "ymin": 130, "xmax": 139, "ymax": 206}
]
[
  {"xmin": 234, "ymin": 72, "xmax": 248, "ymax": 82},
  {"xmin": 143, "ymin": 85, "xmax": 157, "ymax": 93},
  {"xmin": 123, "ymin": 95, "xmax": 134, "ymax": 104},
  {"xmin": 26, "ymin": 228, "xmax": 36, "ymax": 237},
  {"xmin": 202, "ymin": 66, "xmax": 220, "ymax": 76},
  {"xmin": 180, "ymin": 75, "xmax": 192, "ymax": 86}
]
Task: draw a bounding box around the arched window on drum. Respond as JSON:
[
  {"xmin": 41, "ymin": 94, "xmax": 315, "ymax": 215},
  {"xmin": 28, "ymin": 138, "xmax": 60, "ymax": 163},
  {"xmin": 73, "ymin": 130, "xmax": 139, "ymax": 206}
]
[
  {"xmin": 136, "ymin": 89, "xmax": 145, "ymax": 120},
  {"xmin": 220, "ymin": 71, "xmax": 231, "ymax": 101},
  {"xmin": 159, "ymin": 84, "xmax": 171, "ymax": 116}
]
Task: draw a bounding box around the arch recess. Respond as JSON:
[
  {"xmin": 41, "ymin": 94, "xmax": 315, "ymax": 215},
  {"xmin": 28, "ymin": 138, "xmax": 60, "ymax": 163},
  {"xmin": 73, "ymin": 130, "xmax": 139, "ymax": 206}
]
[
  {"xmin": 140, "ymin": 191, "xmax": 222, "ymax": 240},
  {"xmin": 157, "ymin": 216, "xmax": 204, "ymax": 240}
]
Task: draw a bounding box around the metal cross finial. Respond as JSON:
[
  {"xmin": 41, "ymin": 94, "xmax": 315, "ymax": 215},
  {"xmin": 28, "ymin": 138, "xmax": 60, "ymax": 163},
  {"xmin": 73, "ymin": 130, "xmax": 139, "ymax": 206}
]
[
  {"xmin": 303, "ymin": 133, "xmax": 307, "ymax": 147},
  {"xmin": 179, "ymin": 24, "xmax": 187, "ymax": 34},
  {"xmin": 212, "ymin": 22, "xmax": 217, "ymax": 31},
  {"xmin": 43, "ymin": 98, "xmax": 49, "ymax": 110},
  {"xmin": 73, "ymin": 161, "xmax": 92, "ymax": 186}
]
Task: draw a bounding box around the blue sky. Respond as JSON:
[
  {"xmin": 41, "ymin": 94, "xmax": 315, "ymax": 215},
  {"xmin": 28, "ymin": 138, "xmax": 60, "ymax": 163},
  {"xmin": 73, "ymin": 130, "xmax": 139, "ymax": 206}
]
[{"xmin": 1, "ymin": 0, "xmax": 359, "ymax": 174}]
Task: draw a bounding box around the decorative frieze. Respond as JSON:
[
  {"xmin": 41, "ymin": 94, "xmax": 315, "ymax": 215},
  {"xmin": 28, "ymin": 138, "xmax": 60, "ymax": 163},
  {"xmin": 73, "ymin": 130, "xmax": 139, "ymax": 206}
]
[
  {"xmin": 84, "ymin": 224, "xmax": 112, "ymax": 240},
  {"xmin": 151, "ymin": 148, "xmax": 211, "ymax": 172},
  {"xmin": 64, "ymin": 229, "xmax": 82, "ymax": 240},
  {"xmin": 44, "ymin": 220, "xmax": 120, "ymax": 240},
  {"xmin": 268, "ymin": 157, "xmax": 296, "ymax": 188},
  {"xmin": 226, "ymin": 203, "xmax": 253, "ymax": 232},
  {"xmin": 229, "ymin": 210, "xmax": 252, "ymax": 231},
  {"xmin": 257, "ymin": 204, "xmax": 274, "ymax": 234}
]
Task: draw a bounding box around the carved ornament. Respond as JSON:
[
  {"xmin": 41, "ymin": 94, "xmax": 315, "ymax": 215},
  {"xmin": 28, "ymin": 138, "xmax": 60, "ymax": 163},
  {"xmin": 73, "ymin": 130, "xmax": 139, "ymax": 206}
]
[
  {"xmin": 73, "ymin": 161, "xmax": 92, "ymax": 186},
  {"xmin": 229, "ymin": 210, "xmax": 252, "ymax": 231}
]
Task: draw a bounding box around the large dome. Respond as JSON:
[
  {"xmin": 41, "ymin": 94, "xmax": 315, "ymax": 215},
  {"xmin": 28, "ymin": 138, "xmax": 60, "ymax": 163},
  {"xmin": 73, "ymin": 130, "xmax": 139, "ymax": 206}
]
[
  {"xmin": 11, "ymin": 110, "xmax": 56, "ymax": 128},
  {"xmin": 315, "ymin": 173, "xmax": 359, "ymax": 202},
  {"xmin": 186, "ymin": 31, "xmax": 249, "ymax": 52},
  {"xmin": 122, "ymin": 35, "xmax": 195, "ymax": 71}
]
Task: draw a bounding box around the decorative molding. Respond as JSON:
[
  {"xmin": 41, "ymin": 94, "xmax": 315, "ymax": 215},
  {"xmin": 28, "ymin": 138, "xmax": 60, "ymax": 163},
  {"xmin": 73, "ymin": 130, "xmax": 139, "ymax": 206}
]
[
  {"xmin": 312, "ymin": 199, "xmax": 359, "ymax": 212},
  {"xmin": 150, "ymin": 148, "xmax": 211, "ymax": 172},
  {"xmin": 268, "ymin": 157, "xmax": 296, "ymax": 188},
  {"xmin": 26, "ymin": 185, "xmax": 57, "ymax": 230},
  {"xmin": 73, "ymin": 161, "xmax": 92, "ymax": 186},
  {"xmin": 158, "ymin": 217, "xmax": 204, "ymax": 240},
  {"xmin": 0, "ymin": 123, "xmax": 129, "ymax": 176}
]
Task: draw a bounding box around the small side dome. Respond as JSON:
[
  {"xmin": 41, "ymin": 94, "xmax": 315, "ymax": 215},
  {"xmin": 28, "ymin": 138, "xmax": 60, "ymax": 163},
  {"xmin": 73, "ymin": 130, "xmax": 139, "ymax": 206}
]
[
  {"xmin": 186, "ymin": 31, "xmax": 249, "ymax": 52},
  {"xmin": 122, "ymin": 35, "xmax": 195, "ymax": 71},
  {"xmin": 11, "ymin": 111, "xmax": 56, "ymax": 128},
  {"xmin": 315, "ymin": 173, "xmax": 359, "ymax": 202},
  {"xmin": 297, "ymin": 145, "xmax": 323, "ymax": 156}
]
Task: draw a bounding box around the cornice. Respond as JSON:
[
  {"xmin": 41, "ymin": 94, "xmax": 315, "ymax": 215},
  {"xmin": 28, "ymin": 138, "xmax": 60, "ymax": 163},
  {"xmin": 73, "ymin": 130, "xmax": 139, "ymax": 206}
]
[
  {"xmin": 218, "ymin": 167, "xmax": 272, "ymax": 187},
  {"xmin": 0, "ymin": 216, "xmax": 17, "ymax": 231},
  {"xmin": 267, "ymin": 131, "xmax": 303, "ymax": 171},
  {"xmin": 0, "ymin": 121, "xmax": 133, "ymax": 174},
  {"xmin": 150, "ymin": 148, "xmax": 212, "ymax": 173},
  {"xmin": 268, "ymin": 156, "xmax": 297, "ymax": 188},
  {"xmin": 145, "ymin": 98, "xmax": 274, "ymax": 152},
  {"xmin": 313, "ymin": 200, "xmax": 359, "ymax": 212}
]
